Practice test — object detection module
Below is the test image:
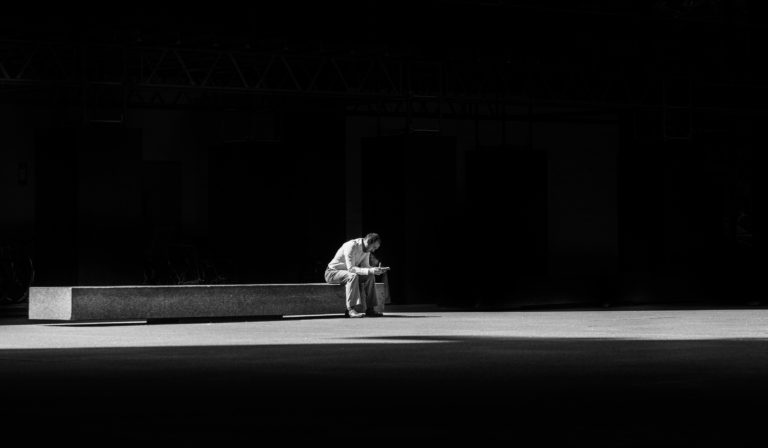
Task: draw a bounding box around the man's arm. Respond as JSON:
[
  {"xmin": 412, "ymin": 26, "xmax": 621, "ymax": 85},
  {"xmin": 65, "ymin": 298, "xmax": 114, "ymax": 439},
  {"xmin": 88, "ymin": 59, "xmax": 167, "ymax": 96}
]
[
  {"xmin": 344, "ymin": 245, "xmax": 372, "ymax": 275},
  {"xmin": 366, "ymin": 253, "xmax": 388, "ymax": 275},
  {"xmin": 362, "ymin": 253, "xmax": 390, "ymax": 276}
]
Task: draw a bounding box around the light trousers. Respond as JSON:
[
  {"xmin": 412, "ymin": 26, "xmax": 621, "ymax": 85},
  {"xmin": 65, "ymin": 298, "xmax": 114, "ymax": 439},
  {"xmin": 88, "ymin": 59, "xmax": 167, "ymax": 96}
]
[{"xmin": 324, "ymin": 267, "xmax": 378, "ymax": 312}]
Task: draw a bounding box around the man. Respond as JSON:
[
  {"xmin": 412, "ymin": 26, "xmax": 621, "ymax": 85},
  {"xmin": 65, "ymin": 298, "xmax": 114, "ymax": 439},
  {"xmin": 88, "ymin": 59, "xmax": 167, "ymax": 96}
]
[{"xmin": 325, "ymin": 233, "xmax": 389, "ymax": 318}]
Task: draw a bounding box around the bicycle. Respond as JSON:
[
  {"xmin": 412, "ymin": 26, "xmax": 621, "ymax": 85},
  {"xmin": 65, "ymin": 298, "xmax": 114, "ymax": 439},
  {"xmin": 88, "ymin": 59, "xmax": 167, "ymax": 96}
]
[
  {"xmin": 143, "ymin": 242, "xmax": 233, "ymax": 286},
  {"xmin": 0, "ymin": 243, "xmax": 35, "ymax": 305}
]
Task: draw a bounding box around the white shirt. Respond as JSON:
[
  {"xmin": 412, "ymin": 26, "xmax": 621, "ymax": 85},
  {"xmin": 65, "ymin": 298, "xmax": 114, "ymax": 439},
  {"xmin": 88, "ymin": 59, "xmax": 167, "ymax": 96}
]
[{"xmin": 328, "ymin": 238, "xmax": 373, "ymax": 275}]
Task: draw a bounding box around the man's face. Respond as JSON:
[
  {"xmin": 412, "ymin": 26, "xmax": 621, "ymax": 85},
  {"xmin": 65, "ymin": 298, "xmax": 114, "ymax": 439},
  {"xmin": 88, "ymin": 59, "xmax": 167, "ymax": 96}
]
[{"xmin": 366, "ymin": 240, "xmax": 381, "ymax": 253}]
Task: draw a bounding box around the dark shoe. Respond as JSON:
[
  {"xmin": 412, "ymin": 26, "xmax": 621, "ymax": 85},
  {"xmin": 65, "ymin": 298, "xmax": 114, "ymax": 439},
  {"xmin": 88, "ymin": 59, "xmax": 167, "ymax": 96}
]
[
  {"xmin": 365, "ymin": 310, "xmax": 384, "ymax": 318},
  {"xmin": 345, "ymin": 309, "xmax": 366, "ymax": 318}
]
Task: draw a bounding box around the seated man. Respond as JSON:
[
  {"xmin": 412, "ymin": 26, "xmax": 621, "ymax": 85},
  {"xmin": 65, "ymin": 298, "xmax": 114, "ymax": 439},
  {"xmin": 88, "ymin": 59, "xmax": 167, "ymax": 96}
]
[{"xmin": 325, "ymin": 233, "xmax": 389, "ymax": 318}]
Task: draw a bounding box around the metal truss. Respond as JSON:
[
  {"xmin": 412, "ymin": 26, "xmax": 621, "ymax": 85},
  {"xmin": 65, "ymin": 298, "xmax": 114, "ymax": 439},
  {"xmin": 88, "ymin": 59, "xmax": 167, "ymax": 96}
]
[{"xmin": 1, "ymin": 38, "xmax": 765, "ymax": 120}]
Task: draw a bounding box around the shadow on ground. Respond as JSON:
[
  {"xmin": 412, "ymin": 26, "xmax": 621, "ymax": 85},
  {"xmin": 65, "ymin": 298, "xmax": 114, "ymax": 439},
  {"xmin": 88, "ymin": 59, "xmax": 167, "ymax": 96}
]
[
  {"xmin": 1, "ymin": 336, "xmax": 767, "ymax": 446},
  {"xmin": 35, "ymin": 314, "xmax": 436, "ymax": 327}
]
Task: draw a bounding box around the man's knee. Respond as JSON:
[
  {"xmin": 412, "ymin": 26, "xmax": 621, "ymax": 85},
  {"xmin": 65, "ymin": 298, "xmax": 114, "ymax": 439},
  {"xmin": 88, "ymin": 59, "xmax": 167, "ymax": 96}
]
[{"xmin": 326, "ymin": 270, "xmax": 358, "ymax": 285}]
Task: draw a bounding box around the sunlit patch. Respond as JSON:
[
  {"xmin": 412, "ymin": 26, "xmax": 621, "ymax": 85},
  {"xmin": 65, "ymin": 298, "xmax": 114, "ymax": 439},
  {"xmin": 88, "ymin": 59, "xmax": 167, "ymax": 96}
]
[{"xmin": 4, "ymin": 310, "xmax": 768, "ymax": 351}]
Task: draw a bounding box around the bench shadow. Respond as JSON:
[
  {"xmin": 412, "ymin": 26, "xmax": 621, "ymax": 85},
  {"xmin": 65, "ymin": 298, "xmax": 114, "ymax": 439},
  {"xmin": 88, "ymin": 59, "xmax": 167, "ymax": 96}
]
[
  {"xmin": 42, "ymin": 313, "xmax": 435, "ymax": 327},
  {"xmin": 44, "ymin": 321, "xmax": 149, "ymax": 327}
]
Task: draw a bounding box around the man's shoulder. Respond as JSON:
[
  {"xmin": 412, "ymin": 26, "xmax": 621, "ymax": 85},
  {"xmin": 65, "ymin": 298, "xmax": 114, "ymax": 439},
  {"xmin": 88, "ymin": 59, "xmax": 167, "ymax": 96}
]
[{"xmin": 343, "ymin": 238, "xmax": 363, "ymax": 249}]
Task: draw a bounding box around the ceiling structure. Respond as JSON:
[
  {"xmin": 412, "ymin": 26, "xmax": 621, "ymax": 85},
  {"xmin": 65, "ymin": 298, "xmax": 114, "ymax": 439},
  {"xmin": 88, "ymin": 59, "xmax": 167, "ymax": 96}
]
[{"xmin": 1, "ymin": 1, "xmax": 764, "ymax": 133}]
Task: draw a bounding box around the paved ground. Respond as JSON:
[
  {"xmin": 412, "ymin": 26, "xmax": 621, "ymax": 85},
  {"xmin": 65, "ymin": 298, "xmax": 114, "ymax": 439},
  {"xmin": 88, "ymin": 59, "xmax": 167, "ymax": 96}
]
[{"xmin": 1, "ymin": 305, "xmax": 767, "ymax": 446}]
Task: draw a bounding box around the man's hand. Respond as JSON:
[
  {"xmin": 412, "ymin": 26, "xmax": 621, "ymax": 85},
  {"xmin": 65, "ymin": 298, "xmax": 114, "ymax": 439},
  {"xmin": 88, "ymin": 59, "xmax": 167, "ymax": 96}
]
[{"xmin": 372, "ymin": 266, "xmax": 390, "ymax": 275}]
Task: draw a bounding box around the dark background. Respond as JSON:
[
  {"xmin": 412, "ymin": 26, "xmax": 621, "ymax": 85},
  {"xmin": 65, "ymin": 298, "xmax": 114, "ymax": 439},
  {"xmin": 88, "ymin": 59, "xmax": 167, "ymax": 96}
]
[
  {"xmin": 0, "ymin": 3, "xmax": 764, "ymax": 447},
  {"xmin": 0, "ymin": 0, "xmax": 760, "ymax": 306}
]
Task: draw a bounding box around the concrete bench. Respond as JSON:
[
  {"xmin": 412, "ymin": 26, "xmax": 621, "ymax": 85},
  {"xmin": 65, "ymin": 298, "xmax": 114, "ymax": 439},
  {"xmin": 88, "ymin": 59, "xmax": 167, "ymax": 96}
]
[{"xmin": 28, "ymin": 283, "xmax": 389, "ymax": 322}]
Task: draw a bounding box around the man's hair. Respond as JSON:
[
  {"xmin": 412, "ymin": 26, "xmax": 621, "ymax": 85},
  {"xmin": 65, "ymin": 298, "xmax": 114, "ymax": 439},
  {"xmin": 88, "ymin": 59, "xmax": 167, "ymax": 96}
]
[{"xmin": 364, "ymin": 233, "xmax": 381, "ymax": 244}]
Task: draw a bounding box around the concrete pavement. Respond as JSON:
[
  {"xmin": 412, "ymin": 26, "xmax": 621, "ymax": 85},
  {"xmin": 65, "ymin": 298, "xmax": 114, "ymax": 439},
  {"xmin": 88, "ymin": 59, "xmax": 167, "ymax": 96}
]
[
  {"xmin": 1, "ymin": 306, "xmax": 767, "ymax": 447},
  {"xmin": 3, "ymin": 306, "xmax": 768, "ymax": 349}
]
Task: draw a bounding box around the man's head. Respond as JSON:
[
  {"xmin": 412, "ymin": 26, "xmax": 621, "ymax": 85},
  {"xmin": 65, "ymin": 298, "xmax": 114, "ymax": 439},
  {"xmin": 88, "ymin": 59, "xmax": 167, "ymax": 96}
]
[{"xmin": 363, "ymin": 233, "xmax": 381, "ymax": 253}]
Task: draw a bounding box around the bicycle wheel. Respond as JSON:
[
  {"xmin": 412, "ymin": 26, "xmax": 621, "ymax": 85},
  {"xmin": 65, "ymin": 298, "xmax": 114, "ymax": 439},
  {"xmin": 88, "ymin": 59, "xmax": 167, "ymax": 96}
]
[{"xmin": 6, "ymin": 256, "xmax": 34, "ymax": 304}]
